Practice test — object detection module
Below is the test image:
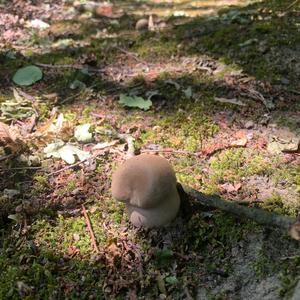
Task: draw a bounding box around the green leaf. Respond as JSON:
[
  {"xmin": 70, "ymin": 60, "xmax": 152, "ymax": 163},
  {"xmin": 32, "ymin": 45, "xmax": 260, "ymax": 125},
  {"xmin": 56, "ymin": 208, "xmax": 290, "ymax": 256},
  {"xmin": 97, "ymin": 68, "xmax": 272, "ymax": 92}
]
[
  {"xmin": 155, "ymin": 249, "xmax": 174, "ymax": 267},
  {"xmin": 165, "ymin": 276, "xmax": 178, "ymax": 285},
  {"xmin": 69, "ymin": 79, "xmax": 86, "ymax": 90},
  {"xmin": 74, "ymin": 124, "xmax": 93, "ymax": 143},
  {"xmin": 119, "ymin": 94, "xmax": 152, "ymax": 110},
  {"xmin": 8, "ymin": 214, "xmax": 22, "ymax": 222},
  {"xmin": 12, "ymin": 65, "xmax": 43, "ymax": 86}
]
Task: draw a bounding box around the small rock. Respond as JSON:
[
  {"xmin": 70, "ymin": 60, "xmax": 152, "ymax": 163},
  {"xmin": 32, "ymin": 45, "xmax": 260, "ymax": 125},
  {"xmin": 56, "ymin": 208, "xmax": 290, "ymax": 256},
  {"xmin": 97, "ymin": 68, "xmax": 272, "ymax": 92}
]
[
  {"xmin": 280, "ymin": 77, "xmax": 290, "ymax": 85},
  {"xmin": 135, "ymin": 18, "xmax": 148, "ymax": 31},
  {"xmin": 244, "ymin": 120, "xmax": 254, "ymax": 129},
  {"xmin": 258, "ymin": 41, "xmax": 269, "ymax": 54},
  {"xmin": 157, "ymin": 21, "xmax": 167, "ymax": 30}
]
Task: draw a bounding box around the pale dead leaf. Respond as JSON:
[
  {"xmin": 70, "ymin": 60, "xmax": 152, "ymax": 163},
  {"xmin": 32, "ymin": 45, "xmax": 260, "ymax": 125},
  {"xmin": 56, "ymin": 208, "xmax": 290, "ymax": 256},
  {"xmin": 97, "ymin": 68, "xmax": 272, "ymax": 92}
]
[
  {"xmin": 215, "ymin": 97, "xmax": 246, "ymax": 106},
  {"xmin": 0, "ymin": 122, "xmax": 24, "ymax": 154},
  {"xmin": 148, "ymin": 15, "xmax": 155, "ymax": 31},
  {"xmin": 231, "ymin": 131, "xmax": 248, "ymax": 147},
  {"xmin": 231, "ymin": 137, "xmax": 248, "ymax": 147},
  {"xmin": 219, "ymin": 182, "xmax": 242, "ymax": 193},
  {"xmin": 92, "ymin": 141, "xmax": 118, "ymax": 150}
]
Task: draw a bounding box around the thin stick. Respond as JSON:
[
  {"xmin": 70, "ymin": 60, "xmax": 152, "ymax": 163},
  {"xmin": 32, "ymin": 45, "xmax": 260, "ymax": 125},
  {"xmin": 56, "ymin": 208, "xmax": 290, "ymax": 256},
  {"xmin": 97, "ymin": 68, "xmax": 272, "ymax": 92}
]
[
  {"xmin": 82, "ymin": 205, "xmax": 100, "ymax": 254},
  {"xmin": 47, "ymin": 158, "xmax": 88, "ymax": 176},
  {"xmin": 35, "ymin": 63, "xmax": 105, "ymax": 73},
  {"xmin": 0, "ymin": 166, "xmax": 43, "ymax": 171},
  {"xmin": 181, "ymin": 183, "xmax": 300, "ymax": 240},
  {"xmin": 141, "ymin": 148, "xmax": 200, "ymax": 156},
  {"xmin": 116, "ymin": 46, "xmax": 144, "ymax": 63},
  {"xmin": 287, "ymin": 0, "xmax": 299, "ymax": 9},
  {"xmin": 0, "ymin": 154, "xmax": 13, "ymax": 162}
]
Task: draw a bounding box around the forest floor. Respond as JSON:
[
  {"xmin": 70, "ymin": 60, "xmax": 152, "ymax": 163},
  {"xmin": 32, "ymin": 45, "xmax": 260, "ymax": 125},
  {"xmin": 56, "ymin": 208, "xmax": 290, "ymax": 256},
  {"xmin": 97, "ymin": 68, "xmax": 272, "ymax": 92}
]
[{"xmin": 0, "ymin": 0, "xmax": 300, "ymax": 299}]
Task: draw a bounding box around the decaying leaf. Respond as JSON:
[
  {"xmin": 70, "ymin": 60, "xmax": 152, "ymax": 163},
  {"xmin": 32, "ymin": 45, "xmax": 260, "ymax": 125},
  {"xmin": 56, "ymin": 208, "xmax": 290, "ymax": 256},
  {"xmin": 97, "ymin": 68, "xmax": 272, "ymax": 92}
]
[
  {"xmin": 49, "ymin": 113, "xmax": 65, "ymax": 133},
  {"xmin": 0, "ymin": 122, "xmax": 24, "ymax": 155},
  {"xmin": 267, "ymin": 129, "xmax": 300, "ymax": 154},
  {"xmin": 231, "ymin": 131, "xmax": 248, "ymax": 147},
  {"xmin": 74, "ymin": 124, "xmax": 93, "ymax": 143},
  {"xmin": 219, "ymin": 182, "xmax": 242, "ymax": 193},
  {"xmin": 119, "ymin": 94, "xmax": 152, "ymax": 110},
  {"xmin": 44, "ymin": 140, "xmax": 90, "ymax": 164},
  {"xmin": 92, "ymin": 141, "xmax": 118, "ymax": 150},
  {"xmin": 3, "ymin": 189, "xmax": 20, "ymax": 199},
  {"xmin": 215, "ymin": 97, "xmax": 246, "ymax": 106},
  {"xmin": 0, "ymin": 89, "xmax": 35, "ymax": 121}
]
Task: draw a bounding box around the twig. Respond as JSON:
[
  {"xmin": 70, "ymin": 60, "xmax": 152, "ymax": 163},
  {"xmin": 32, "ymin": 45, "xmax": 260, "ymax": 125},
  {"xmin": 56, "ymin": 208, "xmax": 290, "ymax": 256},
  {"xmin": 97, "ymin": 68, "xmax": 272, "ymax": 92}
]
[
  {"xmin": 180, "ymin": 183, "xmax": 300, "ymax": 240},
  {"xmin": 82, "ymin": 205, "xmax": 100, "ymax": 254},
  {"xmin": 141, "ymin": 148, "xmax": 200, "ymax": 156},
  {"xmin": 287, "ymin": 0, "xmax": 299, "ymax": 9},
  {"xmin": 0, "ymin": 166, "xmax": 43, "ymax": 171},
  {"xmin": 0, "ymin": 154, "xmax": 13, "ymax": 162},
  {"xmin": 116, "ymin": 46, "xmax": 144, "ymax": 63},
  {"xmin": 46, "ymin": 157, "xmax": 90, "ymax": 176},
  {"xmin": 35, "ymin": 63, "xmax": 105, "ymax": 74}
]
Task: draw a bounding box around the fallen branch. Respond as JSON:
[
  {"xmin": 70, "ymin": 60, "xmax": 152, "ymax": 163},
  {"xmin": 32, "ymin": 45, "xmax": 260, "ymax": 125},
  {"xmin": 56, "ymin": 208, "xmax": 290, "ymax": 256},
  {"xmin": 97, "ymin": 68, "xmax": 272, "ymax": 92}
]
[
  {"xmin": 82, "ymin": 205, "xmax": 100, "ymax": 254},
  {"xmin": 180, "ymin": 183, "xmax": 300, "ymax": 240}
]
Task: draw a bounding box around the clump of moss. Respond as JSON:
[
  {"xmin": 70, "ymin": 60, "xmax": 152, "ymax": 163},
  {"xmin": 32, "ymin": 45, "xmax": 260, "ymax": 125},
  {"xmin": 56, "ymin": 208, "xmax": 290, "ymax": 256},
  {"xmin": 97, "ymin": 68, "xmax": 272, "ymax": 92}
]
[
  {"xmin": 261, "ymin": 192, "xmax": 300, "ymax": 217},
  {"xmin": 31, "ymin": 212, "xmax": 106, "ymax": 255},
  {"xmin": 135, "ymin": 39, "xmax": 178, "ymax": 60},
  {"xmin": 209, "ymin": 149, "xmax": 272, "ymax": 184}
]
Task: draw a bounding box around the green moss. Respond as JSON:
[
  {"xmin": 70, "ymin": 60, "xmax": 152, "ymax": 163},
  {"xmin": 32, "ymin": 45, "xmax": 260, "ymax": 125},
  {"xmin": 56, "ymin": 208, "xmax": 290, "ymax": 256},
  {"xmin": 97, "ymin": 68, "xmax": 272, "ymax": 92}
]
[
  {"xmin": 57, "ymin": 178, "xmax": 77, "ymax": 196},
  {"xmin": 261, "ymin": 192, "xmax": 300, "ymax": 217},
  {"xmin": 33, "ymin": 175, "xmax": 49, "ymax": 193},
  {"xmin": 210, "ymin": 149, "xmax": 272, "ymax": 184},
  {"xmin": 109, "ymin": 201, "xmax": 126, "ymax": 225},
  {"xmin": 173, "ymin": 156, "xmax": 203, "ymax": 188},
  {"xmin": 32, "ymin": 212, "xmax": 106, "ymax": 255},
  {"xmin": 187, "ymin": 211, "xmax": 247, "ymax": 257},
  {"xmin": 139, "ymin": 101, "xmax": 219, "ymax": 153},
  {"xmin": 273, "ymin": 164, "xmax": 300, "ymax": 193},
  {"xmin": 135, "ymin": 39, "xmax": 177, "ymax": 60}
]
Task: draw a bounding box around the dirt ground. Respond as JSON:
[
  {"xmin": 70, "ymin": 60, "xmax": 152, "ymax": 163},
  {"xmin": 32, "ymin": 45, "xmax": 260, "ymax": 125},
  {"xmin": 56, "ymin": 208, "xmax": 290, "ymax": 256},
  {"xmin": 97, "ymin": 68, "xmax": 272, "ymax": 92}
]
[{"xmin": 0, "ymin": 0, "xmax": 300, "ymax": 299}]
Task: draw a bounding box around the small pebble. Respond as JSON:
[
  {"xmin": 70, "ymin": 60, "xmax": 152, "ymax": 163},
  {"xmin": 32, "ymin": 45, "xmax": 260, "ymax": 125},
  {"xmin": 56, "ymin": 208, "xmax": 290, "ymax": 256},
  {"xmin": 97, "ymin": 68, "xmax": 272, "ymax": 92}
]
[
  {"xmin": 281, "ymin": 77, "xmax": 290, "ymax": 85},
  {"xmin": 244, "ymin": 120, "xmax": 254, "ymax": 129}
]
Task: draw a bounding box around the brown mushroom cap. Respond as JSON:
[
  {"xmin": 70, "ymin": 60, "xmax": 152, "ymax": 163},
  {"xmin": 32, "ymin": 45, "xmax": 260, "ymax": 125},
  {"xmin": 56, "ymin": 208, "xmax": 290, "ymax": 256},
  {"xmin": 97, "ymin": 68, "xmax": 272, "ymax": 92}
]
[{"xmin": 111, "ymin": 154, "xmax": 180, "ymax": 227}]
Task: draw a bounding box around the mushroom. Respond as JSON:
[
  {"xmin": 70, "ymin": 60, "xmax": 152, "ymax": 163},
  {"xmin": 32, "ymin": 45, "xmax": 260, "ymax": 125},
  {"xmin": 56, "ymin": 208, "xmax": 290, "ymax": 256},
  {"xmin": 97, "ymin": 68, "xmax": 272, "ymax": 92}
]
[{"xmin": 111, "ymin": 154, "xmax": 180, "ymax": 227}]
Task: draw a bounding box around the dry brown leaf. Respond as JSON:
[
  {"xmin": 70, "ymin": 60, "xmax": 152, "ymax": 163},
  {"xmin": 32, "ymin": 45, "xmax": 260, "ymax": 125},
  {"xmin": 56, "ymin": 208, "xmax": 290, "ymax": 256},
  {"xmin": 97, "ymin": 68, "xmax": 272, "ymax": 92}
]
[
  {"xmin": 0, "ymin": 122, "xmax": 13, "ymax": 141},
  {"xmin": 0, "ymin": 122, "xmax": 24, "ymax": 154},
  {"xmin": 219, "ymin": 182, "xmax": 242, "ymax": 193}
]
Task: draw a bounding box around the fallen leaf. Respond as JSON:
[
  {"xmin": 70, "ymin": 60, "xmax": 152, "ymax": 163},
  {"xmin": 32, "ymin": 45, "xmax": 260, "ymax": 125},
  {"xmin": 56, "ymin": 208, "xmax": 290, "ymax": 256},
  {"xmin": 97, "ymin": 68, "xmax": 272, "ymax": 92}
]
[
  {"xmin": 92, "ymin": 141, "xmax": 118, "ymax": 150},
  {"xmin": 27, "ymin": 19, "xmax": 50, "ymax": 30},
  {"xmin": 44, "ymin": 140, "xmax": 90, "ymax": 164},
  {"xmin": 13, "ymin": 66, "xmax": 43, "ymax": 86},
  {"xmin": 219, "ymin": 182, "xmax": 242, "ymax": 193},
  {"xmin": 119, "ymin": 94, "xmax": 152, "ymax": 110},
  {"xmin": 74, "ymin": 124, "xmax": 93, "ymax": 143},
  {"xmin": 3, "ymin": 189, "xmax": 20, "ymax": 198},
  {"xmin": 215, "ymin": 97, "xmax": 246, "ymax": 106}
]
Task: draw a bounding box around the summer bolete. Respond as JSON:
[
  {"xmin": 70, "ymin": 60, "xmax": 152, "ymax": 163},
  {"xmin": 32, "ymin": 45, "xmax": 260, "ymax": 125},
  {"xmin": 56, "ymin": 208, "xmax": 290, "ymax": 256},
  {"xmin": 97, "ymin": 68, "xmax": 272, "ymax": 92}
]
[{"xmin": 111, "ymin": 154, "xmax": 180, "ymax": 227}]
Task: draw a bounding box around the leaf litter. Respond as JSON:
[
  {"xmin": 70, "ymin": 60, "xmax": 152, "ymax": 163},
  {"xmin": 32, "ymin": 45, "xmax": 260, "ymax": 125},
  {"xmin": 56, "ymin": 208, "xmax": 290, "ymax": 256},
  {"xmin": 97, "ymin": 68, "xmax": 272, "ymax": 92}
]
[{"xmin": 0, "ymin": 0, "xmax": 300, "ymax": 299}]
